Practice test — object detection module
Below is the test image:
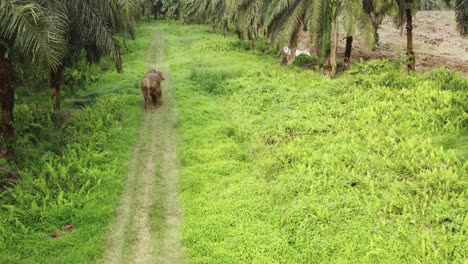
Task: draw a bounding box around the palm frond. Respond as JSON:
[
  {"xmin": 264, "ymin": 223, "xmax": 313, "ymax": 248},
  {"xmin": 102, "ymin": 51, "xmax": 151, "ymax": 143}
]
[
  {"xmin": 357, "ymin": 12, "xmax": 376, "ymax": 49},
  {"xmin": 455, "ymin": 0, "xmax": 467, "ymax": 35},
  {"xmin": 0, "ymin": 0, "xmax": 66, "ymax": 70},
  {"xmin": 118, "ymin": 0, "xmax": 140, "ymax": 34},
  {"xmin": 278, "ymin": 2, "xmax": 304, "ymax": 45},
  {"xmin": 68, "ymin": 0, "xmax": 123, "ymax": 71},
  {"xmin": 265, "ymin": 0, "xmax": 302, "ymax": 40}
]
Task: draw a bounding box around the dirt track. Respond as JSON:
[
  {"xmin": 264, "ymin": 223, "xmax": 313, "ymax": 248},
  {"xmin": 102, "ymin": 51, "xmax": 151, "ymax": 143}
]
[{"xmin": 101, "ymin": 25, "xmax": 186, "ymax": 264}]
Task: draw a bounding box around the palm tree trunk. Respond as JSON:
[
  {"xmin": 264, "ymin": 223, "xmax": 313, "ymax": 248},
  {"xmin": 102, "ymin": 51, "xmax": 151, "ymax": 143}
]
[
  {"xmin": 406, "ymin": 8, "xmax": 415, "ymax": 71},
  {"xmin": 278, "ymin": 50, "xmax": 288, "ymax": 65},
  {"xmin": 0, "ymin": 47, "xmax": 15, "ymax": 158},
  {"xmin": 211, "ymin": 16, "xmax": 217, "ymax": 32},
  {"xmin": 151, "ymin": 2, "xmax": 158, "ymax": 20},
  {"xmin": 247, "ymin": 31, "xmax": 255, "ymax": 50},
  {"xmin": 373, "ymin": 20, "xmax": 381, "ymax": 46},
  {"xmin": 49, "ymin": 66, "xmax": 64, "ymax": 111},
  {"xmin": 86, "ymin": 45, "xmax": 101, "ymax": 63},
  {"xmin": 344, "ymin": 35, "xmax": 353, "ymax": 68},
  {"xmin": 235, "ymin": 28, "xmax": 244, "ymax": 40},
  {"xmin": 140, "ymin": 3, "xmax": 145, "ymax": 16},
  {"xmin": 330, "ymin": 8, "xmax": 340, "ymax": 76},
  {"xmin": 287, "ymin": 27, "xmax": 300, "ymax": 64},
  {"xmin": 312, "ymin": 38, "xmax": 320, "ymax": 59},
  {"xmin": 323, "ymin": 49, "xmax": 331, "ymax": 76}
]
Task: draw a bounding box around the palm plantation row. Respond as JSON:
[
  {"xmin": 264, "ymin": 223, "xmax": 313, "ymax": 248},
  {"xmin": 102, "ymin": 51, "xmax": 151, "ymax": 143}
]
[
  {"xmin": 0, "ymin": 0, "xmax": 140, "ymax": 157},
  {"xmin": 0, "ymin": 0, "xmax": 466, "ymax": 158},
  {"xmin": 179, "ymin": 0, "xmax": 466, "ymax": 73}
]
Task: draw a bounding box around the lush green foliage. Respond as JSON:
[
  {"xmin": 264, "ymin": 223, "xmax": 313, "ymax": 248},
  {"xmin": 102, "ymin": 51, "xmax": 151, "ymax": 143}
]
[
  {"xmin": 293, "ymin": 54, "xmax": 320, "ymax": 68},
  {"xmin": 0, "ymin": 23, "xmax": 159, "ymax": 262},
  {"xmin": 420, "ymin": 0, "xmax": 449, "ymax": 10},
  {"xmin": 164, "ymin": 22, "xmax": 468, "ymax": 262},
  {"xmin": 1, "ymin": 18, "xmax": 466, "ymax": 263}
]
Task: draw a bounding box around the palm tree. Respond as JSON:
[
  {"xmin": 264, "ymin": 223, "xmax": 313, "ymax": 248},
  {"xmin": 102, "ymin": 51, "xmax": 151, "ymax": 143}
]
[
  {"xmin": 421, "ymin": 0, "xmax": 451, "ymax": 9},
  {"xmin": 181, "ymin": 0, "xmax": 198, "ymax": 22},
  {"xmin": 455, "ymin": 0, "xmax": 467, "ymax": 35},
  {"xmin": 265, "ymin": 0, "xmax": 312, "ymax": 64},
  {"xmin": 0, "ymin": 0, "xmax": 67, "ymax": 157},
  {"xmin": 227, "ymin": 0, "xmax": 266, "ymax": 49},
  {"xmin": 393, "ymin": 0, "xmax": 417, "ymax": 71},
  {"xmin": 405, "ymin": 1, "xmax": 416, "ymax": 71},
  {"xmin": 363, "ymin": 0, "xmax": 396, "ymax": 45},
  {"xmin": 307, "ymin": 0, "xmax": 339, "ymax": 75},
  {"xmin": 0, "ymin": 0, "xmax": 136, "ymax": 157},
  {"xmin": 207, "ymin": 0, "xmax": 228, "ymax": 33},
  {"xmin": 48, "ymin": 0, "xmax": 137, "ymax": 110},
  {"xmin": 341, "ymin": 0, "xmax": 375, "ymax": 68},
  {"xmin": 162, "ymin": 0, "xmax": 181, "ymax": 18},
  {"xmin": 387, "ymin": 0, "xmax": 466, "ymax": 71},
  {"xmin": 265, "ymin": 0, "xmax": 343, "ymax": 74},
  {"xmin": 183, "ymin": 0, "xmax": 226, "ymax": 32},
  {"xmin": 446, "ymin": 0, "xmax": 467, "ymax": 35},
  {"xmin": 309, "ymin": 0, "xmax": 376, "ymax": 75}
]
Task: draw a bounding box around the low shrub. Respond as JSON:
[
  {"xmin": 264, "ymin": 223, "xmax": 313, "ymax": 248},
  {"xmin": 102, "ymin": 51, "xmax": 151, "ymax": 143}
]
[
  {"xmin": 348, "ymin": 58, "xmax": 401, "ymax": 75},
  {"xmin": 63, "ymin": 56, "xmax": 100, "ymax": 94},
  {"xmin": 229, "ymin": 39, "xmax": 251, "ymax": 51},
  {"xmin": 293, "ymin": 54, "xmax": 319, "ymax": 68},
  {"xmin": 425, "ymin": 67, "xmax": 468, "ymax": 91},
  {"xmin": 189, "ymin": 67, "xmax": 243, "ymax": 95}
]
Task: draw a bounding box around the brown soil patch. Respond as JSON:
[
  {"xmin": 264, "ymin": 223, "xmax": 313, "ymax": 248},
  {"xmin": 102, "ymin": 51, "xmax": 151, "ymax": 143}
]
[
  {"xmin": 62, "ymin": 224, "xmax": 75, "ymax": 232},
  {"xmin": 299, "ymin": 11, "xmax": 467, "ymax": 76}
]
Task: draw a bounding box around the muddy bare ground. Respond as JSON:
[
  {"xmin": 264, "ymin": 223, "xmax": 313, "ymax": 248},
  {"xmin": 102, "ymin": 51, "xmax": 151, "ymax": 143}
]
[
  {"xmin": 299, "ymin": 11, "xmax": 467, "ymax": 76},
  {"xmin": 101, "ymin": 25, "xmax": 185, "ymax": 264}
]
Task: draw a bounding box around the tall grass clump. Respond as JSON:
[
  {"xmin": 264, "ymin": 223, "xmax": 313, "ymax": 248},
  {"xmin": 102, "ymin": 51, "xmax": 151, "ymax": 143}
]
[{"xmin": 162, "ymin": 22, "xmax": 468, "ymax": 263}]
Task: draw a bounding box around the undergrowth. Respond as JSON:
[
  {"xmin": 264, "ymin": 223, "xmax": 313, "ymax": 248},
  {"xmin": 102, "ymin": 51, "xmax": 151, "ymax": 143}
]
[
  {"xmin": 0, "ymin": 23, "xmax": 157, "ymax": 263},
  {"xmin": 162, "ymin": 22, "xmax": 468, "ymax": 263}
]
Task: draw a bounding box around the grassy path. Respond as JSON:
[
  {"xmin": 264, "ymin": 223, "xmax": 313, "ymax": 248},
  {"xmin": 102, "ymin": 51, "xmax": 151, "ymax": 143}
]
[{"xmin": 101, "ymin": 24, "xmax": 185, "ymax": 264}]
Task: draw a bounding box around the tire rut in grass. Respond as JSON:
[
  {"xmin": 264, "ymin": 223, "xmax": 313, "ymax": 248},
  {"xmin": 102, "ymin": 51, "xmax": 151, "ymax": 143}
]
[{"xmin": 102, "ymin": 24, "xmax": 185, "ymax": 264}]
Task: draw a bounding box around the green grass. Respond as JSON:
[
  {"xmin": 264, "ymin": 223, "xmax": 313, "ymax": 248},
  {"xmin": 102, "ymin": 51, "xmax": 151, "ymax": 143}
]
[
  {"xmin": 1, "ymin": 20, "xmax": 466, "ymax": 263},
  {"xmin": 161, "ymin": 22, "xmax": 468, "ymax": 263},
  {"xmin": 0, "ymin": 22, "xmax": 160, "ymax": 263}
]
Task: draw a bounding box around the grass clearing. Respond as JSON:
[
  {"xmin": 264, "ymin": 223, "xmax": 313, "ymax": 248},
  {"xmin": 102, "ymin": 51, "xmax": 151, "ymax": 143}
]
[{"xmin": 162, "ymin": 22, "xmax": 468, "ymax": 262}]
